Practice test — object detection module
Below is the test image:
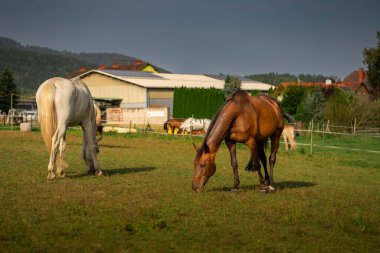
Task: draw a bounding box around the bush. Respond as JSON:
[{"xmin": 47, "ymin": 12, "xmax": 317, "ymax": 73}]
[
  {"xmin": 296, "ymin": 87, "xmax": 326, "ymax": 123},
  {"xmin": 281, "ymin": 85, "xmax": 308, "ymax": 115},
  {"xmin": 224, "ymin": 75, "xmax": 241, "ymax": 99},
  {"xmin": 173, "ymin": 87, "xmax": 224, "ymax": 119}
]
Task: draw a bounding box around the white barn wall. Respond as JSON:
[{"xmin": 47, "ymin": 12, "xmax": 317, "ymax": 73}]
[{"xmin": 80, "ymin": 73, "xmax": 147, "ymax": 108}]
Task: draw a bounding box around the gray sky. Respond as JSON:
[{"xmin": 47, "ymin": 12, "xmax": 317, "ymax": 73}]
[{"xmin": 1, "ymin": 0, "xmax": 379, "ymax": 79}]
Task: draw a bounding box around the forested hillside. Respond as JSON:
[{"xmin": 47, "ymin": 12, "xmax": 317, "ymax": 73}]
[{"xmin": 0, "ymin": 36, "xmax": 140, "ymax": 94}]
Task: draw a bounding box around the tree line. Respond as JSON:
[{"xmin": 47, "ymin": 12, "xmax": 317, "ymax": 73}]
[
  {"xmin": 245, "ymin": 72, "xmax": 338, "ymax": 86},
  {"xmin": 279, "ymin": 85, "xmax": 380, "ymax": 127}
]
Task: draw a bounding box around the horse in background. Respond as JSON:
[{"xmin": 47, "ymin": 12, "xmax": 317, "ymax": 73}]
[
  {"xmin": 164, "ymin": 118, "xmax": 185, "ymax": 134},
  {"xmin": 36, "ymin": 77, "xmax": 102, "ymax": 179},
  {"xmin": 282, "ymin": 125, "xmax": 297, "ymax": 150},
  {"xmin": 192, "ymin": 91, "xmax": 291, "ymax": 193},
  {"xmin": 94, "ymin": 104, "xmax": 103, "ymax": 139},
  {"xmin": 180, "ymin": 117, "xmax": 211, "ymax": 134}
]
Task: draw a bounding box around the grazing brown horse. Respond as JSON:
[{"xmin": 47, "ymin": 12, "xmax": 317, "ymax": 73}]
[
  {"xmin": 164, "ymin": 118, "xmax": 185, "ymax": 134},
  {"xmin": 192, "ymin": 90, "xmax": 288, "ymax": 193}
]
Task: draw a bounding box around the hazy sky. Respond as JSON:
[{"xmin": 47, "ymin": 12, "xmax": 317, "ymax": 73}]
[{"xmin": 0, "ymin": 0, "xmax": 379, "ymax": 79}]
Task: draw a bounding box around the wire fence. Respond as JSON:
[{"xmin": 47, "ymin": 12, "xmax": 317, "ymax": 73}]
[
  {"xmin": 1, "ymin": 114, "xmax": 379, "ymax": 155},
  {"xmin": 288, "ymin": 120, "xmax": 380, "ymax": 154}
]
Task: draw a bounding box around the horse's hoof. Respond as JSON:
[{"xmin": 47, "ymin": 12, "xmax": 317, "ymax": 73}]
[
  {"xmin": 47, "ymin": 172, "xmax": 56, "ymax": 180},
  {"xmin": 265, "ymin": 185, "xmax": 276, "ymax": 192},
  {"xmin": 58, "ymin": 172, "xmax": 66, "ymax": 178},
  {"xmin": 231, "ymin": 188, "xmax": 239, "ymax": 194},
  {"xmin": 95, "ymin": 170, "xmax": 103, "ymax": 176}
]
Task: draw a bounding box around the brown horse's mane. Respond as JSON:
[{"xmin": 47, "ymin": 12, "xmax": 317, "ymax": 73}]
[{"xmin": 196, "ymin": 90, "xmax": 247, "ymax": 159}]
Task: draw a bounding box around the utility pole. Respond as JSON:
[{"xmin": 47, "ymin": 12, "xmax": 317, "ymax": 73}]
[{"xmin": 10, "ymin": 93, "xmax": 13, "ymax": 127}]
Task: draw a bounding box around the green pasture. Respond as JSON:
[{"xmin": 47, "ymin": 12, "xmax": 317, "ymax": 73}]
[{"xmin": 0, "ymin": 130, "xmax": 379, "ymax": 252}]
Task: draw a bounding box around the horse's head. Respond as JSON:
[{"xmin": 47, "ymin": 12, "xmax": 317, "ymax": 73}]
[
  {"xmin": 82, "ymin": 134, "xmax": 101, "ymax": 175},
  {"xmin": 192, "ymin": 143, "xmax": 216, "ymax": 192}
]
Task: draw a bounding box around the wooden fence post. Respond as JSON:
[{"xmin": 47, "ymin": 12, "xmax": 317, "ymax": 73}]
[{"xmin": 310, "ymin": 119, "xmax": 314, "ymax": 156}]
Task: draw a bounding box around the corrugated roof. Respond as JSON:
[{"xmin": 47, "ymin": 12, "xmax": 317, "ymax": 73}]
[
  {"xmin": 78, "ymin": 70, "xmax": 275, "ymax": 91},
  {"xmin": 101, "ymin": 69, "xmax": 165, "ymax": 79}
]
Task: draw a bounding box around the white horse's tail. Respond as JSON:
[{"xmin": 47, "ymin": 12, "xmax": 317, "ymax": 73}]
[{"xmin": 37, "ymin": 81, "xmax": 67, "ymax": 168}]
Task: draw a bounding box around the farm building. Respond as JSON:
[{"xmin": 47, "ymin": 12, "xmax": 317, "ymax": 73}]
[
  {"xmin": 69, "ymin": 60, "xmax": 170, "ymax": 78},
  {"xmin": 76, "ymin": 69, "xmax": 275, "ymax": 116},
  {"xmin": 273, "ymin": 67, "xmax": 372, "ymax": 101}
]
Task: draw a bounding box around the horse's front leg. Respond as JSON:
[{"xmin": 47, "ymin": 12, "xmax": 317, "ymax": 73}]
[
  {"xmin": 81, "ymin": 122, "xmax": 102, "ymax": 176},
  {"xmin": 225, "ymin": 139, "xmax": 239, "ymax": 191}
]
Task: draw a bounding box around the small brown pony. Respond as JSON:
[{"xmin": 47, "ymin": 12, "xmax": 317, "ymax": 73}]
[
  {"xmin": 192, "ymin": 90, "xmax": 290, "ymax": 193},
  {"xmin": 164, "ymin": 118, "xmax": 185, "ymax": 134}
]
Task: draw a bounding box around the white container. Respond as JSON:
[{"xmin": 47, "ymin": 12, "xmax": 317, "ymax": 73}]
[{"xmin": 20, "ymin": 122, "xmax": 32, "ymax": 132}]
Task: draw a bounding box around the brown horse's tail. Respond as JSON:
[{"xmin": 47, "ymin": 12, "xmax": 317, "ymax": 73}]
[
  {"xmin": 163, "ymin": 120, "xmax": 168, "ymax": 131},
  {"xmin": 283, "ymin": 113, "xmax": 299, "ymax": 136},
  {"xmin": 37, "ymin": 81, "xmax": 67, "ymax": 168},
  {"xmin": 284, "ymin": 113, "xmax": 296, "ymax": 124}
]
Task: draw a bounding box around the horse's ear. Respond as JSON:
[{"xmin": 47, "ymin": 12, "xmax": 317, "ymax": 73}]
[{"xmin": 193, "ymin": 142, "xmax": 199, "ymax": 152}]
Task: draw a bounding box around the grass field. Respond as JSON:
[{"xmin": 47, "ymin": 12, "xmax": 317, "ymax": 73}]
[{"xmin": 0, "ymin": 129, "xmax": 379, "ymax": 252}]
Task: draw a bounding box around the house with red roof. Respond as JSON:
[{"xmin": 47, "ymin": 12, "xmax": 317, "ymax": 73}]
[{"xmin": 273, "ymin": 67, "xmax": 372, "ymax": 101}]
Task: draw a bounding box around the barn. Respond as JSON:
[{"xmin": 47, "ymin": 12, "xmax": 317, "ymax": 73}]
[{"xmin": 77, "ymin": 69, "xmax": 275, "ymax": 116}]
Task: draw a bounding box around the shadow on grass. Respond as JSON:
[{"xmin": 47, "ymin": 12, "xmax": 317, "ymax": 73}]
[
  {"xmin": 68, "ymin": 166, "xmax": 156, "ymax": 178},
  {"xmin": 211, "ymin": 181, "xmax": 317, "ymax": 192},
  {"xmin": 68, "ymin": 143, "xmax": 132, "ymax": 149},
  {"xmin": 103, "ymin": 166, "xmax": 156, "ymax": 176},
  {"xmin": 98, "ymin": 144, "xmax": 132, "ymax": 149}
]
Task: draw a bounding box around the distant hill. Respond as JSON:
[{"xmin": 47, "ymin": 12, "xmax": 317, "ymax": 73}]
[{"xmin": 0, "ymin": 36, "xmax": 151, "ymax": 94}]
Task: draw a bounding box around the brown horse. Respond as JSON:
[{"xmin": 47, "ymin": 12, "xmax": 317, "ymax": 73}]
[
  {"xmin": 192, "ymin": 90, "xmax": 288, "ymax": 193},
  {"xmin": 164, "ymin": 118, "xmax": 185, "ymax": 134}
]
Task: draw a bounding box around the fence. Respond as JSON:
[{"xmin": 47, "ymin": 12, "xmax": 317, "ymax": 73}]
[
  {"xmin": 291, "ymin": 120, "xmax": 380, "ymax": 155},
  {"xmin": 0, "ymin": 112, "xmax": 38, "ymax": 126},
  {"xmin": 106, "ymin": 107, "xmax": 169, "ymax": 126}
]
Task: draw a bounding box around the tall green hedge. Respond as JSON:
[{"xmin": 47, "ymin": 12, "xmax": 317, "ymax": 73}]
[{"xmin": 173, "ymin": 87, "xmax": 224, "ymax": 119}]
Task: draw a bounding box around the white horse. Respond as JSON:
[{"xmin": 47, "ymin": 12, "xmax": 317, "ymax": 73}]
[
  {"xmin": 36, "ymin": 77, "xmax": 102, "ymax": 179},
  {"xmin": 180, "ymin": 117, "xmax": 211, "ymax": 133}
]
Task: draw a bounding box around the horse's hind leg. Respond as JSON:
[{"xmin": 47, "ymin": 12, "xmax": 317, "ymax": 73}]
[
  {"xmin": 267, "ymin": 130, "xmax": 282, "ymax": 191},
  {"xmin": 258, "ymin": 142, "xmax": 270, "ymax": 187},
  {"xmin": 225, "ymin": 139, "xmax": 239, "ymax": 191},
  {"xmin": 283, "ymin": 135, "xmax": 289, "ymax": 150},
  {"xmin": 56, "ymin": 134, "xmax": 67, "ymax": 178},
  {"xmin": 245, "ymin": 139, "xmax": 266, "ymax": 191},
  {"xmin": 47, "ymin": 125, "xmax": 67, "ymax": 180}
]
